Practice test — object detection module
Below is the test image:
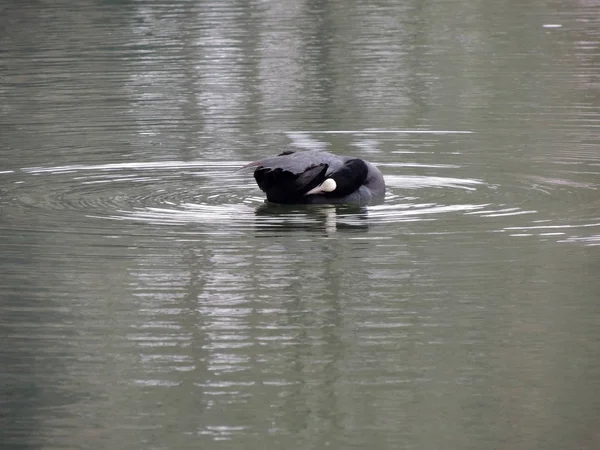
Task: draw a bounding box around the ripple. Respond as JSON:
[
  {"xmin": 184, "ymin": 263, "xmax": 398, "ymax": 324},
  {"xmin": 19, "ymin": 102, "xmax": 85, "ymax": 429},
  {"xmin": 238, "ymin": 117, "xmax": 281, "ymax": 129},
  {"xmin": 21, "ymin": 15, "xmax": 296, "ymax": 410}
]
[
  {"xmin": 524, "ymin": 175, "xmax": 598, "ymax": 192},
  {"xmin": 288, "ymin": 130, "xmax": 474, "ymax": 134},
  {"xmin": 368, "ymin": 202, "xmax": 488, "ymax": 223},
  {"xmin": 112, "ymin": 204, "xmax": 256, "ymax": 229},
  {"xmin": 385, "ymin": 174, "xmax": 484, "ymax": 190},
  {"xmin": 21, "ymin": 160, "xmax": 245, "ymax": 175},
  {"xmin": 502, "ymin": 220, "xmax": 600, "ymax": 245},
  {"xmin": 2, "ymin": 161, "xmax": 252, "ymax": 229},
  {"xmin": 1, "ymin": 158, "xmax": 598, "ymax": 245}
]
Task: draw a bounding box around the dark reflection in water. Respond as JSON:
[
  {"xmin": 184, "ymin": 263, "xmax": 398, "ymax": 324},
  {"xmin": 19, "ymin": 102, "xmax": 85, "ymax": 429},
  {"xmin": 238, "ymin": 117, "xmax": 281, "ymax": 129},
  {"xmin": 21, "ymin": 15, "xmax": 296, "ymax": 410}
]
[
  {"xmin": 1, "ymin": 0, "xmax": 600, "ymax": 449},
  {"xmin": 253, "ymin": 203, "xmax": 371, "ymax": 234}
]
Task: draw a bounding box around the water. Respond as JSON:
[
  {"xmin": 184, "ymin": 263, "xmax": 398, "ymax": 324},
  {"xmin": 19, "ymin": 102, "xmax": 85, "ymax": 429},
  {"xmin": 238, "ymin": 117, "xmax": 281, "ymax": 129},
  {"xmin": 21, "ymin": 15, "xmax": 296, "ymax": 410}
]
[{"xmin": 1, "ymin": 1, "xmax": 599, "ymax": 449}]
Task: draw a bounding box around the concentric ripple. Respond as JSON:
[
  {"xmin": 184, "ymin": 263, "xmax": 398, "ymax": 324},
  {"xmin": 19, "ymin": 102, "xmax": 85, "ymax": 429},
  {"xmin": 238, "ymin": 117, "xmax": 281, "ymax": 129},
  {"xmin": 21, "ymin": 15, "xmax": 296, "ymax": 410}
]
[
  {"xmin": 1, "ymin": 158, "xmax": 598, "ymax": 245},
  {"xmin": 2, "ymin": 161, "xmax": 252, "ymax": 230}
]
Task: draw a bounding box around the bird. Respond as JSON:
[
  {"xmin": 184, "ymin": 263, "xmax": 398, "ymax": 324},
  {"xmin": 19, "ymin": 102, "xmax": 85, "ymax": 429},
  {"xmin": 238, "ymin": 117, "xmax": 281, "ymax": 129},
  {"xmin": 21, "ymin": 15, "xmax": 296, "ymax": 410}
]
[{"xmin": 242, "ymin": 149, "xmax": 385, "ymax": 205}]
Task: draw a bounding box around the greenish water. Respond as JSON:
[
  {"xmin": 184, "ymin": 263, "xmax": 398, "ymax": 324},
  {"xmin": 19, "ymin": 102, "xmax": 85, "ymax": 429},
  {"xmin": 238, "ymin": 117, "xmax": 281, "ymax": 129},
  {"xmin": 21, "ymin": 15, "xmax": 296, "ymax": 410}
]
[{"xmin": 1, "ymin": 1, "xmax": 599, "ymax": 449}]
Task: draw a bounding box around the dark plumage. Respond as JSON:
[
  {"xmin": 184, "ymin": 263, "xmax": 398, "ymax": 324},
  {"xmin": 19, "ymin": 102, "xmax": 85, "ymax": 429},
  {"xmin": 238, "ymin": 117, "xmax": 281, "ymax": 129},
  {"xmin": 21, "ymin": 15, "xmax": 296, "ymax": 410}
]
[{"xmin": 243, "ymin": 150, "xmax": 386, "ymax": 205}]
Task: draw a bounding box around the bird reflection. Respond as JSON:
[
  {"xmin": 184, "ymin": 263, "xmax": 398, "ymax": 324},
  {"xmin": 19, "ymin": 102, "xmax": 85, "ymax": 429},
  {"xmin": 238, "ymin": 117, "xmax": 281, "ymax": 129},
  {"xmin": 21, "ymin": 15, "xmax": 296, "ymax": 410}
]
[{"xmin": 253, "ymin": 202, "xmax": 371, "ymax": 234}]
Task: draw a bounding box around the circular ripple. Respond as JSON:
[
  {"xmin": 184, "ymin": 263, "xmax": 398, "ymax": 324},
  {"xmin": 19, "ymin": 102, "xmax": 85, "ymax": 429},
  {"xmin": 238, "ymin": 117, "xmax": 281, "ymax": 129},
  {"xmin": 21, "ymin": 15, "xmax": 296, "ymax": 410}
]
[
  {"xmin": 1, "ymin": 159, "xmax": 598, "ymax": 245},
  {"xmin": 1, "ymin": 161, "xmax": 254, "ymax": 231}
]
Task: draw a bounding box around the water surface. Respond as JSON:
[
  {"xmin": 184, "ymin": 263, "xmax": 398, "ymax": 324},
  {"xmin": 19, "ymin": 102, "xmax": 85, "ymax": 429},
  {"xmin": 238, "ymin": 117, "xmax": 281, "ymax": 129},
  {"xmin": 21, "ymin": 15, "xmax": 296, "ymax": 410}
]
[{"xmin": 1, "ymin": 1, "xmax": 599, "ymax": 449}]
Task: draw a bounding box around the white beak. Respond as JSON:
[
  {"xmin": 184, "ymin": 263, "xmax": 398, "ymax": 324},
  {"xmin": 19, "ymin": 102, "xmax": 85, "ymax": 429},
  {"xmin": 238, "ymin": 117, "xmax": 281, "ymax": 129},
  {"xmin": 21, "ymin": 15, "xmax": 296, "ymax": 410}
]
[{"xmin": 305, "ymin": 178, "xmax": 337, "ymax": 195}]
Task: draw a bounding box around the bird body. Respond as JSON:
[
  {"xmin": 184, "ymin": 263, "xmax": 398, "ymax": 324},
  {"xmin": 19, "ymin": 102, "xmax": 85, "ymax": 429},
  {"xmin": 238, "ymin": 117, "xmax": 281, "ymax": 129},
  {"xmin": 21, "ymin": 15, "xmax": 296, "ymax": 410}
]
[{"xmin": 243, "ymin": 150, "xmax": 385, "ymax": 205}]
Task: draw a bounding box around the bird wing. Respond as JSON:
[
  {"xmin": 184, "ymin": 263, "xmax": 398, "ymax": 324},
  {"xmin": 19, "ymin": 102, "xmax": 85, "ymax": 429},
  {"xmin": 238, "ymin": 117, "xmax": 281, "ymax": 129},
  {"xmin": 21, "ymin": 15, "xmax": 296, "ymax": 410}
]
[
  {"xmin": 294, "ymin": 164, "xmax": 329, "ymax": 193},
  {"xmin": 242, "ymin": 150, "xmax": 345, "ymax": 175},
  {"xmin": 253, "ymin": 163, "xmax": 328, "ymax": 198}
]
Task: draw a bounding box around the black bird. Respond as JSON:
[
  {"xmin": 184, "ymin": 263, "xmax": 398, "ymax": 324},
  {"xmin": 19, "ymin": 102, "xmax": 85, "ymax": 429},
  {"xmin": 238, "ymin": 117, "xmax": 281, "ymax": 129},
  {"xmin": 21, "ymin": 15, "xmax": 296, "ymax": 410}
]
[{"xmin": 243, "ymin": 150, "xmax": 385, "ymax": 205}]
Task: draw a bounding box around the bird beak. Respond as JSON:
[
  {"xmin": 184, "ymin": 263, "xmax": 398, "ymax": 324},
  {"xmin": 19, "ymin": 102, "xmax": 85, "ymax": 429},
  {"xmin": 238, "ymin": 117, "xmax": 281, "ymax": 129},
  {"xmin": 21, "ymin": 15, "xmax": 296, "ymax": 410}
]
[
  {"xmin": 305, "ymin": 178, "xmax": 336, "ymax": 195},
  {"xmin": 305, "ymin": 184, "xmax": 325, "ymax": 195}
]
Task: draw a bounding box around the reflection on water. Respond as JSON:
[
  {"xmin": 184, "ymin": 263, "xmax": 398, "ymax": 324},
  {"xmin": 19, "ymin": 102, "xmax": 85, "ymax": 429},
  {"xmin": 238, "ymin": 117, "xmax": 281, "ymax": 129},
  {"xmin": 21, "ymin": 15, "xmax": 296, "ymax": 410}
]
[{"xmin": 1, "ymin": 0, "xmax": 600, "ymax": 449}]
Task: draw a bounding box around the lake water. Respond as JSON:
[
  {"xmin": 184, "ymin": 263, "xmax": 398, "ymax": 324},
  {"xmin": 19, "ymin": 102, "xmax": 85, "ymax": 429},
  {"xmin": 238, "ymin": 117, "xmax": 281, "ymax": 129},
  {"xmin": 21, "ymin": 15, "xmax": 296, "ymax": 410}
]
[{"xmin": 1, "ymin": 1, "xmax": 599, "ymax": 449}]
